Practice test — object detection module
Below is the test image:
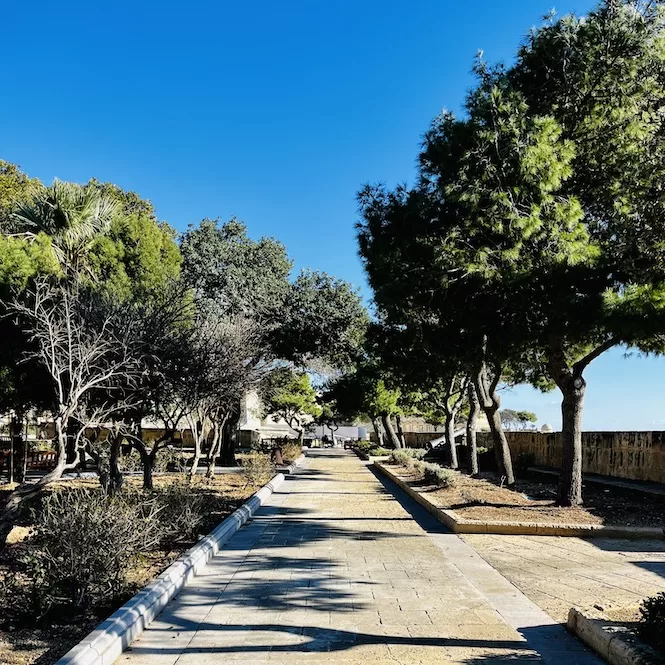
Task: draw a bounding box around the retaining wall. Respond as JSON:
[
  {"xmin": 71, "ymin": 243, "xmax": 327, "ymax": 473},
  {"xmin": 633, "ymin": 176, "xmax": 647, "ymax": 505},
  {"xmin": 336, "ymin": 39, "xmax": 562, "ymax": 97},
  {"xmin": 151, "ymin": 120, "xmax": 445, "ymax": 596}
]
[{"xmin": 478, "ymin": 430, "xmax": 665, "ymax": 484}]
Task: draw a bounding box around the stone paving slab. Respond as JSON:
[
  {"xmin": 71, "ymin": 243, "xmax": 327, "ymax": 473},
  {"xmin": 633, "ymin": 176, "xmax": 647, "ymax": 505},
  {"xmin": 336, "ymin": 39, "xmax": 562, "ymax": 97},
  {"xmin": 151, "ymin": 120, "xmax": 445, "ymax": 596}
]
[
  {"xmin": 462, "ymin": 532, "xmax": 665, "ymax": 623},
  {"xmin": 120, "ymin": 450, "xmax": 601, "ymax": 665}
]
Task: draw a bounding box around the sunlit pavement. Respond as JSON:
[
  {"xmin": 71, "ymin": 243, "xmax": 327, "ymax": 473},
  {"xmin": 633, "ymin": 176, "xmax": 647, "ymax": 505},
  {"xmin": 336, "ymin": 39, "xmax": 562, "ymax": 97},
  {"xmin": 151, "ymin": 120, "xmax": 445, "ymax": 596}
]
[{"xmin": 120, "ymin": 449, "xmax": 602, "ymax": 664}]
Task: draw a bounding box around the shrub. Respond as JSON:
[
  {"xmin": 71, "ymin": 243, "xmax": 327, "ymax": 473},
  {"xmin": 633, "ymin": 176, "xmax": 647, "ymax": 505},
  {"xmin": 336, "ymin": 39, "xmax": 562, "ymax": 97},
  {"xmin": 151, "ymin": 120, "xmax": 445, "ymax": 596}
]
[
  {"xmin": 22, "ymin": 487, "xmax": 162, "ymax": 614},
  {"xmin": 418, "ymin": 461, "xmax": 456, "ymax": 488},
  {"xmin": 640, "ymin": 592, "xmax": 665, "ymax": 653},
  {"xmin": 355, "ymin": 440, "xmax": 373, "ymax": 452},
  {"xmin": 281, "ymin": 442, "xmax": 302, "ymax": 463},
  {"xmin": 153, "ymin": 476, "xmax": 204, "ymax": 543},
  {"xmin": 370, "ymin": 447, "xmax": 390, "ymax": 456},
  {"xmin": 389, "ymin": 448, "xmax": 428, "ymax": 466},
  {"xmin": 241, "ymin": 453, "xmax": 275, "ymax": 487}
]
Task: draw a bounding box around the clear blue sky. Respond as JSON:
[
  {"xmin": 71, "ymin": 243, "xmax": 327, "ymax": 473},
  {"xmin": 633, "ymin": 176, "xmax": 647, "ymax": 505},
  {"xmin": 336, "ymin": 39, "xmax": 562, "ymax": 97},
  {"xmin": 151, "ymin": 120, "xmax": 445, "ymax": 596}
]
[{"xmin": 3, "ymin": 0, "xmax": 664, "ymax": 430}]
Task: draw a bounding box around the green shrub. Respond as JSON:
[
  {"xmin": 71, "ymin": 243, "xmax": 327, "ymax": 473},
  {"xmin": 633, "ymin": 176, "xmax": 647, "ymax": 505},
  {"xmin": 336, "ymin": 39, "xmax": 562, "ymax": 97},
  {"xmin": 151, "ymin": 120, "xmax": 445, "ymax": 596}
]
[
  {"xmin": 415, "ymin": 461, "xmax": 456, "ymax": 488},
  {"xmin": 241, "ymin": 453, "xmax": 275, "ymax": 487},
  {"xmin": 355, "ymin": 440, "xmax": 373, "ymax": 452},
  {"xmin": 640, "ymin": 593, "xmax": 665, "ymax": 653},
  {"xmin": 389, "ymin": 448, "xmax": 427, "ymax": 466},
  {"xmin": 370, "ymin": 447, "xmax": 390, "ymax": 456}
]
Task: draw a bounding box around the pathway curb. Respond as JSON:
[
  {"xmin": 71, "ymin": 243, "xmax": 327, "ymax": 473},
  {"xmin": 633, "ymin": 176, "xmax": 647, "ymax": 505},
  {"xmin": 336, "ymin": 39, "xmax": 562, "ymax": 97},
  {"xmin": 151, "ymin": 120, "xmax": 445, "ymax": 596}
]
[
  {"xmin": 55, "ymin": 473, "xmax": 287, "ymax": 665},
  {"xmin": 280, "ymin": 453, "xmax": 306, "ymax": 474},
  {"xmin": 567, "ymin": 608, "xmax": 658, "ymax": 665},
  {"xmin": 374, "ymin": 462, "xmax": 665, "ymax": 539}
]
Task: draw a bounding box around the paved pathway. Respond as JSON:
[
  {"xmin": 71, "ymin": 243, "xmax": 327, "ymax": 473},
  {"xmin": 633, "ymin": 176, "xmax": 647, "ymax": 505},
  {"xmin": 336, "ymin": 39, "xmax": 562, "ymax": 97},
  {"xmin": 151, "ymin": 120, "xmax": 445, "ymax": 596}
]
[
  {"xmin": 121, "ymin": 450, "xmax": 601, "ymax": 665},
  {"xmin": 463, "ymin": 533, "xmax": 665, "ymax": 623}
]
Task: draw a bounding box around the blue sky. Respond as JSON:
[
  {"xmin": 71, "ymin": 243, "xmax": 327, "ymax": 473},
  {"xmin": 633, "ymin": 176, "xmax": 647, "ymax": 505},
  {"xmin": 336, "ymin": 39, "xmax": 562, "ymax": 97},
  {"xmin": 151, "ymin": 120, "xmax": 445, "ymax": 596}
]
[{"xmin": 3, "ymin": 0, "xmax": 664, "ymax": 430}]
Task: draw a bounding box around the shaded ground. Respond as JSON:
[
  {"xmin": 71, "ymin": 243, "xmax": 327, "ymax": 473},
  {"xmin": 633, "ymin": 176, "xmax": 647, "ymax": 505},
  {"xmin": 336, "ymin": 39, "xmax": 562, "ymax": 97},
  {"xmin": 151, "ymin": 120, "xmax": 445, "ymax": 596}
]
[
  {"xmin": 0, "ymin": 473, "xmax": 264, "ymax": 665},
  {"xmin": 385, "ymin": 463, "xmax": 665, "ymax": 527},
  {"xmin": 119, "ymin": 450, "xmax": 599, "ymax": 665}
]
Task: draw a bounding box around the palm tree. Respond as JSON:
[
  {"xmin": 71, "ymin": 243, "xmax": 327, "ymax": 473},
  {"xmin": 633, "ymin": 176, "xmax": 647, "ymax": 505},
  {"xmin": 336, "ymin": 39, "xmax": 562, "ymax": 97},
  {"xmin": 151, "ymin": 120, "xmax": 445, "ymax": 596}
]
[{"xmin": 13, "ymin": 179, "xmax": 118, "ymax": 276}]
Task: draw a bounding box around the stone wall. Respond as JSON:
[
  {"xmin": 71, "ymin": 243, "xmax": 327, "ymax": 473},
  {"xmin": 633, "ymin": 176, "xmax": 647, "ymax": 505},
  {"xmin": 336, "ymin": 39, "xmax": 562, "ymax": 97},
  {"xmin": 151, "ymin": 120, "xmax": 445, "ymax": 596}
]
[{"xmin": 478, "ymin": 430, "xmax": 665, "ymax": 484}]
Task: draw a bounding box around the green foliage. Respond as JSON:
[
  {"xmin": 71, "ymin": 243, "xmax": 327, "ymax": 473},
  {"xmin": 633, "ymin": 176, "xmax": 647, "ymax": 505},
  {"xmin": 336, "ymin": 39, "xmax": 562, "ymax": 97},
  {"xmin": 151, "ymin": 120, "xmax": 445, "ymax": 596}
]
[
  {"xmin": 640, "ymin": 592, "xmax": 665, "ymax": 654},
  {"xmin": 0, "ymin": 160, "xmax": 42, "ymax": 231},
  {"xmin": 275, "ymin": 270, "xmax": 367, "ymax": 368},
  {"xmin": 389, "ymin": 448, "xmax": 427, "ymax": 466},
  {"xmin": 0, "ymin": 233, "xmax": 60, "ymax": 293},
  {"xmin": 414, "ymin": 460, "xmax": 456, "ymax": 488},
  {"xmin": 263, "ymin": 368, "xmax": 322, "ymax": 430},
  {"xmin": 180, "ymin": 218, "xmax": 366, "ymax": 371},
  {"xmin": 12, "ymin": 180, "xmax": 119, "ymax": 276},
  {"xmin": 180, "ymin": 218, "xmax": 292, "ymax": 319},
  {"xmin": 500, "ymin": 409, "xmax": 538, "ymax": 430}
]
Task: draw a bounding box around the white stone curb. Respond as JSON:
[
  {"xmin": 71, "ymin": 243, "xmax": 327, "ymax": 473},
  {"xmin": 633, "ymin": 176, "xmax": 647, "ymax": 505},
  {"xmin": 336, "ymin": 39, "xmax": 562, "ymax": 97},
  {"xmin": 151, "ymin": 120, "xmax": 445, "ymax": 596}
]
[
  {"xmin": 55, "ymin": 473, "xmax": 286, "ymax": 665},
  {"xmin": 281, "ymin": 453, "xmax": 306, "ymax": 474},
  {"xmin": 568, "ymin": 608, "xmax": 657, "ymax": 665}
]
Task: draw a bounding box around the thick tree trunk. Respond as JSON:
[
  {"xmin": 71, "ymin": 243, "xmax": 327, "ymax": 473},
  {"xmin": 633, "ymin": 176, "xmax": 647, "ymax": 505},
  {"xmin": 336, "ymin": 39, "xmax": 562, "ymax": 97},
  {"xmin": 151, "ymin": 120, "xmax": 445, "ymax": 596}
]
[
  {"xmin": 466, "ymin": 382, "xmax": 480, "ymax": 476},
  {"xmin": 395, "ymin": 415, "xmax": 407, "ymax": 448},
  {"xmin": 371, "ymin": 418, "xmax": 382, "ymax": 446},
  {"xmin": 444, "ymin": 410, "xmax": 459, "ymax": 470},
  {"xmin": 219, "ymin": 418, "xmax": 237, "ymax": 466},
  {"xmin": 473, "ymin": 365, "xmax": 515, "ymax": 486},
  {"xmin": 381, "ymin": 413, "xmax": 402, "ymax": 449},
  {"xmin": 558, "ymin": 380, "xmax": 585, "ymax": 506}
]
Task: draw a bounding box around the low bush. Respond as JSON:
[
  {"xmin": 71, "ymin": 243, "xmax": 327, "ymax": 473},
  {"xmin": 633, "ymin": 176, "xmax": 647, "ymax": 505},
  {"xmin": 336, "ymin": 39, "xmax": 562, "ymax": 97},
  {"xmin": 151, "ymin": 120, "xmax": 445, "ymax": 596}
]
[
  {"xmin": 241, "ymin": 453, "xmax": 275, "ymax": 487},
  {"xmin": 371, "ymin": 447, "xmax": 390, "ymax": 456},
  {"xmin": 355, "ymin": 440, "xmax": 373, "ymax": 453},
  {"xmin": 21, "ymin": 487, "xmax": 162, "ymax": 615},
  {"xmin": 389, "ymin": 448, "xmax": 427, "ymax": 466},
  {"xmin": 153, "ymin": 476, "xmax": 204, "ymax": 543},
  {"xmin": 281, "ymin": 441, "xmax": 302, "ymax": 463},
  {"xmin": 421, "ymin": 462, "xmax": 456, "ymax": 488},
  {"xmin": 640, "ymin": 592, "xmax": 665, "ymax": 654}
]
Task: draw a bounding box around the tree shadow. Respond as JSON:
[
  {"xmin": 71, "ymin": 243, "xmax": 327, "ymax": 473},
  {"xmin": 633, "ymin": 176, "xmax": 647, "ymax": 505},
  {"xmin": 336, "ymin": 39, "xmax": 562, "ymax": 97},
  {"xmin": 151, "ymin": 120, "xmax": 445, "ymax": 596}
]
[{"xmin": 125, "ymin": 621, "xmax": 536, "ymax": 657}]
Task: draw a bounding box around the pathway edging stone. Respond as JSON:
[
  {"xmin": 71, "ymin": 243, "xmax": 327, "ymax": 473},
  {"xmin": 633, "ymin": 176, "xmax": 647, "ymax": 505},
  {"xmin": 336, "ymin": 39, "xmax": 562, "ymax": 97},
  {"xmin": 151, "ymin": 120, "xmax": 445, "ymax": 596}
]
[
  {"xmin": 568, "ymin": 608, "xmax": 659, "ymax": 665},
  {"xmin": 55, "ymin": 473, "xmax": 286, "ymax": 665}
]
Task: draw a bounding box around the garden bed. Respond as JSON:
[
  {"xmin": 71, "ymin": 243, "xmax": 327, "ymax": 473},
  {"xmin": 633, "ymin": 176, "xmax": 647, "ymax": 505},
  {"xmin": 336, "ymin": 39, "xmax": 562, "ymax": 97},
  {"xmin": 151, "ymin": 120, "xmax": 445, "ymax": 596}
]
[
  {"xmin": 379, "ymin": 462, "xmax": 665, "ymax": 529},
  {"xmin": 0, "ymin": 472, "xmax": 267, "ymax": 665}
]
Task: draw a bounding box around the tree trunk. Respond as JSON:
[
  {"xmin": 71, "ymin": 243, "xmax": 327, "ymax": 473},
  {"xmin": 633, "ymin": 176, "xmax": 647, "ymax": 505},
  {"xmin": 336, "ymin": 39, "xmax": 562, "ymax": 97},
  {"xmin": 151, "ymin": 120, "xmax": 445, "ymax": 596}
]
[
  {"xmin": 466, "ymin": 382, "xmax": 480, "ymax": 476},
  {"xmin": 206, "ymin": 424, "xmax": 222, "ymax": 478},
  {"xmin": 557, "ymin": 380, "xmax": 585, "ymax": 506},
  {"xmin": 444, "ymin": 410, "xmax": 459, "ymax": 470},
  {"xmin": 218, "ymin": 418, "xmax": 237, "ymax": 466},
  {"xmin": 381, "ymin": 413, "xmax": 402, "ymax": 449},
  {"xmin": 141, "ymin": 453, "xmax": 153, "ymax": 490},
  {"xmin": 371, "ymin": 418, "xmax": 382, "ymax": 446},
  {"xmin": 395, "ymin": 415, "xmax": 407, "ymax": 449},
  {"xmin": 473, "ymin": 365, "xmax": 515, "ymax": 486}
]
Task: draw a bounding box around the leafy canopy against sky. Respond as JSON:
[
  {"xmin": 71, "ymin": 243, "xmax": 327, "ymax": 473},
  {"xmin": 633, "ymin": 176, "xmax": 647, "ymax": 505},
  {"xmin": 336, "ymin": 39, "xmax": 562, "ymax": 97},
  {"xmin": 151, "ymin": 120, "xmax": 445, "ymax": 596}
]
[{"xmin": 5, "ymin": 0, "xmax": 664, "ymax": 429}]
